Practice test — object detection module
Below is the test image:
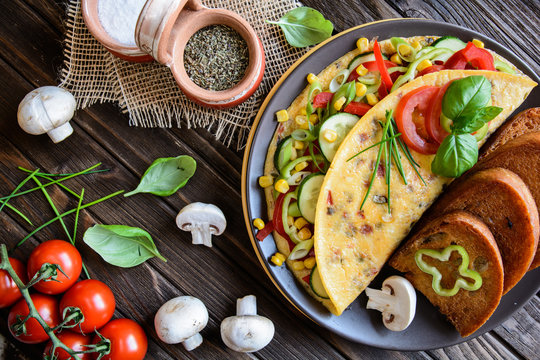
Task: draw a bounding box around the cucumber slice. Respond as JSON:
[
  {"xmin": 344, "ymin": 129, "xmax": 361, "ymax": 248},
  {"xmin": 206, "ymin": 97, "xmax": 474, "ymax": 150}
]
[
  {"xmin": 347, "ymin": 52, "xmax": 388, "ymax": 71},
  {"xmin": 310, "ymin": 265, "xmax": 329, "ymax": 299},
  {"xmin": 274, "ymin": 136, "xmax": 293, "ymax": 171},
  {"xmin": 432, "ymin": 36, "xmax": 467, "ymax": 52},
  {"xmin": 297, "ymin": 173, "xmax": 325, "ymax": 223},
  {"xmin": 319, "ymin": 113, "xmax": 360, "ymax": 162}
]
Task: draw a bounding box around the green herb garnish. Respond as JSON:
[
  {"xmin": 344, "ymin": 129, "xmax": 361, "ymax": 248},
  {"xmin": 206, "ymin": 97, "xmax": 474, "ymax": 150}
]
[{"xmin": 267, "ymin": 7, "xmax": 334, "ymax": 48}]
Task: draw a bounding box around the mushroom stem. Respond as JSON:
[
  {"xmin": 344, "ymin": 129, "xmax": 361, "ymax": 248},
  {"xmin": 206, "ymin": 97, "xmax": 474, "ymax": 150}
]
[
  {"xmin": 365, "ymin": 288, "xmax": 396, "ymax": 312},
  {"xmin": 47, "ymin": 122, "xmax": 74, "ymax": 143},
  {"xmin": 237, "ymin": 295, "xmax": 257, "ymax": 316},
  {"xmin": 182, "ymin": 333, "xmax": 203, "ymax": 351}
]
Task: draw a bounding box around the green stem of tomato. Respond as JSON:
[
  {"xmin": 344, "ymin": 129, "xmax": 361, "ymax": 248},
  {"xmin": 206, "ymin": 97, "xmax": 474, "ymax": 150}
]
[{"xmin": 0, "ymin": 244, "xmax": 84, "ymax": 360}]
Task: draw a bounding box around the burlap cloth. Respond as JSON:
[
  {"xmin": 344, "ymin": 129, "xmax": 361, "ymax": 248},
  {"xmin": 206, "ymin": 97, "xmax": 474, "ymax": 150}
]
[{"xmin": 59, "ymin": 0, "xmax": 308, "ymax": 150}]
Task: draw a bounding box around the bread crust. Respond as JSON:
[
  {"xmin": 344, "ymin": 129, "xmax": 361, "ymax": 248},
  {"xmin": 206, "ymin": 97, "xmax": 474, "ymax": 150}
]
[
  {"xmin": 390, "ymin": 211, "xmax": 504, "ymax": 337},
  {"xmin": 416, "ymin": 168, "xmax": 539, "ymax": 293}
]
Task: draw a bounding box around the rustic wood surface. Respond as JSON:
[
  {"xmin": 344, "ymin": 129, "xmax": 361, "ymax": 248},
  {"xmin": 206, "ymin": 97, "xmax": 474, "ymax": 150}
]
[{"xmin": 0, "ymin": 0, "xmax": 538, "ymax": 359}]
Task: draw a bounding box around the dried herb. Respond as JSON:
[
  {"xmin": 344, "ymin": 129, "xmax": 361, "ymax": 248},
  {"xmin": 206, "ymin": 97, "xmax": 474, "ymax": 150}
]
[{"xmin": 184, "ymin": 25, "xmax": 249, "ymax": 91}]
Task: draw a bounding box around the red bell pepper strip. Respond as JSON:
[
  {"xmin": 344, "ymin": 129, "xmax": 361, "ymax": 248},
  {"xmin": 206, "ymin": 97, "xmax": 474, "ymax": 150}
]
[
  {"xmin": 378, "ymin": 83, "xmax": 388, "ymax": 99},
  {"xmin": 343, "ymin": 101, "xmax": 372, "ymax": 116},
  {"xmin": 312, "ymin": 92, "xmax": 333, "ymax": 108},
  {"xmin": 302, "ymin": 275, "xmax": 311, "ymax": 284},
  {"xmin": 256, "ymin": 221, "xmax": 274, "ymax": 241},
  {"xmin": 272, "ymin": 193, "xmax": 287, "ymax": 238},
  {"xmin": 444, "ymin": 51, "xmax": 468, "ymax": 69},
  {"xmin": 445, "ymin": 42, "xmax": 495, "ymax": 70},
  {"xmin": 416, "ymin": 64, "xmax": 445, "ymax": 78},
  {"xmin": 347, "ymin": 60, "xmax": 397, "ymax": 82},
  {"xmin": 373, "ymin": 40, "xmax": 393, "ymax": 91}
]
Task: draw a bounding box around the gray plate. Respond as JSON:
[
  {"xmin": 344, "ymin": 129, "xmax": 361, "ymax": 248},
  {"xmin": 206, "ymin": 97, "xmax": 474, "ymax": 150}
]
[{"xmin": 242, "ymin": 18, "xmax": 540, "ymax": 351}]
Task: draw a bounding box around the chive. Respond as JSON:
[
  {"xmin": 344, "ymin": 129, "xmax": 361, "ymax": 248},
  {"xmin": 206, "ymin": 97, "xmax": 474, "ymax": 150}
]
[
  {"xmin": 0, "ymin": 169, "xmax": 40, "ymax": 214},
  {"xmin": 396, "ymin": 136, "xmax": 426, "ymax": 185},
  {"xmin": 18, "ymin": 168, "xmax": 81, "ymax": 199},
  {"xmin": 0, "ymin": 163, "xmax": 102, "ymax": 202},
  {"xmin": 31, "ymin": 176, "xmax": 73, "ymax": 243},
  {"xmin": 72, "ymin": 188, "xmax": 90, "ymax": 279},
  {"xmin": 385, "ymin": 132, "xmax": 392, "ymax": 213},
  {"xmin": 17, "ymin": 167, "xmax": 109, "ymax": 177},
  {"xmin": 309, "ymin": 142, "xmax": 327, "ymax": 174},
  {"xmin": 4, "ymin": 203, "xmax": 33, "ymax": 226},
  {"xmin": 346, "ymin": 133, "xmax": 401, "ymax": 162},
  {"xmin": 14, "ymin": 190, "xmax": 124, "ymax": 249},
  {"xmin": 388, "ymin": 122, "xmax": 407, "ymax": 184}
]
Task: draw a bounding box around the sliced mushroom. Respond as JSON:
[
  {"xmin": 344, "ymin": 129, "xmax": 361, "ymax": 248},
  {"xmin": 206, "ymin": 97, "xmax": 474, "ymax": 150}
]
[
  {"xmin": 365, "ymin": 275, "xmax": 416, "ymax": 331},
  {"xmin": 17, "ymin": 86, "xmax": 76, "ymax": 143},
  {"xmin": 220, "ymin": 295, "xmax": 274, "ymax": 352},
  {"xmin": 176, "ymin": 202, "xmax": 226, "ymax": 247},
  {"xmin": 154, "ymin": 296, "xmax": 208, "ymax": 351}
]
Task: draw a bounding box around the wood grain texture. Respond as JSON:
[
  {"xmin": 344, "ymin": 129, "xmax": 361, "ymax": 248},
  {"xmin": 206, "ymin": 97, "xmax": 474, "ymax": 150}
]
[{"xmin": 0, "ymin": 0, "xmax": 538, "ymax": 359}]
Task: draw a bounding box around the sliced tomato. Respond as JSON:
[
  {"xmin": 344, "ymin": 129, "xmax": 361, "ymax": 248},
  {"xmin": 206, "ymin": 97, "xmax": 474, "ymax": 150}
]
[
  {"xmin": 272, "ymin": 191, "xmax": 296, "ymax": 250},
  {"xmin": 313, "ymin": 92, "xmax": 333, "ymax": 108},
  {"xmin": 395, "ymin": 86, "xmax": 440, "ymax": 154},
  {"xmin": 256, "ymin": 221, "xmax": 274, "ymax": 241},
  {"xmin": 373, "ymin": 40, "xmax": 393, "ymax": 90},
  {"xmin": 444, "ymin": 51, "xmax": 468, "ymax": 69},
  {"xmin": 426, "ymin": 82, "xmax": 452, "ymax": 144},
  {"xmin": 343, "ymin": 101, "xmax": 372, "ymax": 116},
  {"xmin": 416, "ymin": 64, "xmax": 445, "ymax": 78}
]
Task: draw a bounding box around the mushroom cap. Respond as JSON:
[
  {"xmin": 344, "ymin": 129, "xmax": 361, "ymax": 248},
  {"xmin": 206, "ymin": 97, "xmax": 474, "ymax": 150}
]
[
  {"xmin": 154, "ymin": 296, "xmax": 208, "ymax": 344},
  {"xmin": 17, "ymin": 86, "xmax": 76, "ymax": 135},
  {"xmin": 220, "ymin": 315, "xmax": 275, "ymax": 353},
  {"xmin": 176, "ymin": 202, "xmax": 227, "ymax": 235}
]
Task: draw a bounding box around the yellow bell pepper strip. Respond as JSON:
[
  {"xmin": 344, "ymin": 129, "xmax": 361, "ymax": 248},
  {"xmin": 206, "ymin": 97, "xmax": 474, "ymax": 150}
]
[{"xmin": 415, "ymin": 245, "xmax": 483, "ymax": 296}]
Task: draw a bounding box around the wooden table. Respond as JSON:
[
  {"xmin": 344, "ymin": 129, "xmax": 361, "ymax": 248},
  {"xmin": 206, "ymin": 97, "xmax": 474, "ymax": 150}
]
[{"xmin": 0, "ymin": 0, "xmax": 538, "ymax": 359}]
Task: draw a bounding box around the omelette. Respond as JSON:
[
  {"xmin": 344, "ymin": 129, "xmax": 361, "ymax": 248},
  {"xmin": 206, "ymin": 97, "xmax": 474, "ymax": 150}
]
[{"xmin": 260, "ymin": 35, "xmax": 537, "ymax": 315}]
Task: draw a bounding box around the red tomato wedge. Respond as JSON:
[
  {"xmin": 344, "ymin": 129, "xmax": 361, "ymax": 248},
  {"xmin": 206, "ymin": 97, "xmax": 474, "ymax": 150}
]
[
  {"xmin": 416, "ymin": 64, "xmax": 445, "ymax": 77},
  {"xmin": 395, "ymin": 86, "xmax": 440, "ymax": 154},
  {"xmin": 312, "ymin": 92, "xmax": 333, "ymax": 108},
  {"xmin": 426, "ymin": 82, "xmax": 452, "ymax": 144},
  {"xmin": 343, "ymin": 101, "xmax": 372, "ymax": 116}
]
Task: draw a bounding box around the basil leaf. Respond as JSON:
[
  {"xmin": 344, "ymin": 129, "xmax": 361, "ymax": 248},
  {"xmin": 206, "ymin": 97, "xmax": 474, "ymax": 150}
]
[
  {"xmin": 267, "ymin": 7, "xmax": 333, "ymax": 48},
  {"xmin": 431, "ymin": 134, "xmax": 478, "ymax": 178},
  {"xmin": 125, "ymin": 155, "xmax": 196, "ymax": 197},
  {"xmin": 453, "ymin": 106, "xmax": 503, "ymax": 134},
  {"xmin": 442, "ymin": 76, "xmax": 492, "ymax": 122},
  {"xmin": 83, "ymin": 224, "xmax": 166, "ymax": 268}
]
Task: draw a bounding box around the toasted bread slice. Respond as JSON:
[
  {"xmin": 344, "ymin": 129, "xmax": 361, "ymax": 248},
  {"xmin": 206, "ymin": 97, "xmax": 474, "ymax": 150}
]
[
  {"xmin": 389, "ymin": 211, "xmax": 504, "ymax": 337},
  {"xmin": 418, "ymin": 168, "xmax": 538, "ymax": 293},
  {"xmin": 481, "ymin": 107, "xmax": 540, "ymax": 159},
  {"xmin": 469, "ymin": 133, "xmax": 540, "ymax": 269}
]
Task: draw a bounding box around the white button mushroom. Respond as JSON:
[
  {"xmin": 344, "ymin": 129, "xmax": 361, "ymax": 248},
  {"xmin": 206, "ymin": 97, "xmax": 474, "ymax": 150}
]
[
  {"xmin": 365, "ymin": 275, "xmax": 417, "ymax": 331},
  {"xmin": 17, "ymin": 86, "xmax": 77, "ymax": 143},
  {"xmin": 176, "ymin": 202, "xmax": 226, "ymax": 247},
  {"xmin": 154, "ymin": 296, "xmax": 209, "ymax": 351},
  {"xmin": 220, "ymin": 295, "xmax": 274, "ymax": 353}
]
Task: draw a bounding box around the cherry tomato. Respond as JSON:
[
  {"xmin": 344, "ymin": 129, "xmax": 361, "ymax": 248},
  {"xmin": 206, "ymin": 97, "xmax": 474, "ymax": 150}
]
[
  {"xmin": 43, "ymin": 331, "xmax": 91, "ymax": 360},
  {"xmin": 426, "ymin": 82, "xmax": 453, "ymax": 144},
  {"xmin": 395, "ymin": 85, "xmax": 440, "ymax": 154},
  {"xmin": 0, "ymin": 258, "xmax": 27, "ymax": 308},
  {"xmin": 8, "ymin": 293, "xmax": 60, "ymax": 344},
  {"xmin": 27, "ymin": 240, "xmax": 82, "ymax": 295},
  {"xmin": 60, "ymin": 279, "xmax": 116, "ymax": 334},
  {"xmin": 93, "ymin": 319, "xmax": 147, "ymax": 360}
]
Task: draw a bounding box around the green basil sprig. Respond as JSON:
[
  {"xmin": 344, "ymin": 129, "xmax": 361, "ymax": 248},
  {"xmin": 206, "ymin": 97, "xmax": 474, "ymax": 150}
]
[
  {"xmin": 432, "ymin": 76, "xmax": 502, "ymax": 178},
  {"xmin": 267, "ymin": 7, "xmax": 333, "ymax": 48},
  {"xmin": 125, "ymin": 155, "xmax": 196, "ymax": 197},
  {"xmin": 83, "ymin": 224, "xmax": 166, "ymax": 268}
]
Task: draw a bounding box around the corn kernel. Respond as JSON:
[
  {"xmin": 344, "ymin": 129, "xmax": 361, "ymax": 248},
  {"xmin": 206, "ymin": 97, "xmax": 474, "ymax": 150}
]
[
  {"xmin": 472, "ymin": 39, "xmax": 484, "ymax": 48},
  {"xmin": 287, "ymin": 215, "xmax": 294, "ymax": 226},
  {"xmin": 290, "ymin": 169, "xmax": 297, "ymax": 176},
  {"xmin": 304, "ymin": 257, "xmax": 316, "ymax": 269},
  {"xmin": 294, "ymin": 140, "xmax": 305, "ymax": 150},
  {"xmin": 411, "ymin": 40, "xmax": 422, "ymax": 51},
  {"xmin": 274, "ymin": 179, "xmax": 289, "ymax": 193},
  {"xmin": 258, "ymin": 175, "xmax": 273, "ymax": 188},
  {"xmin": 290, "ymin": 148, "xmax": 298, "ymax": 161},
  {"xmin": 253, "ymin": 218, "xmax": 265, "ymax": 230},
  {"xmin": 323, "ymin": 129, "xmax": 338, "ymax": 143},
  {"xmin": 276, "ymin": 109, "xmax": 289, "ymax": 122},
  {"xmin": 333, "ymin": 96, "xmax": 347, "ymax": 111},
  {"xmin": 295, "ymin": 115, "xmax": 309, "ymax": 130},
  {"xmin": 400, "ymin": 46, "xmax": 412, "ymax": 58},
  {"xmin": 366, "ymin": 93, "xmax": 379, "ymax": 106},
  {"xmin": 355, "ymin": 82, "xmax": 367, "ymax": 98},
  {"xmin": 298, "ymin": 227, "xmax": 312, "ymax": 240},
  {"xmin": 356, "ymin": 37, "xmax": 369, "ymax": 52},
  {"xmin": 300, "ymin": 108, "xmax": 307, "ymax": 116},
  {"xmin": 307, "ymin": 73, "xmax": 319, "ymax": 84},
  {"xmin": 309, "ymin": 114, "xmax": 319, "ymax": 125},
  {"xmin": 292, "ymin": 261, "xmax": 305, "ymax": 271},
  {"xmin": 390, "ymin": 53, "xmax": 402, "ymax": 65},
  {"xmin": 275, "ymin": 252, "xmax": 286, "ymax": 262},
  {"xmin": 271, "ymin": 255, "xmax": 284, "ymax": 266},
  {"xmin": 294, "ymin": 161, "xmax": 308, "ymax": 172},
  {"xmin": 294, "ymin": 217, "xmax": 309, "ymax": 230},
  {"xmin": 417, "ymin": 59, "xmax": 433, "ymax": 72},
  {"xmin": 356, "ymin": 64, "xmax": 368, "ymax": 76}
]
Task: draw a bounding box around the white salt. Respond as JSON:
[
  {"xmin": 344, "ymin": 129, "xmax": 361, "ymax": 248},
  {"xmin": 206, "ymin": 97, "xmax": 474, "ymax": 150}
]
[{"xmin": 98, "ymin": 0, "xmax": 147, "ymax": 46}]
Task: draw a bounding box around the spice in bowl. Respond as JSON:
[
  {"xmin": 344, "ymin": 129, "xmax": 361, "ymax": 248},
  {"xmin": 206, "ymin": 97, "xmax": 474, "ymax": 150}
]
[
  {"xmin": 184, "ymin": 25, "xmax": 249, "ymax": 92},
  {"xmin": 98, "ymin": 0, "xmax": 147, "ymax": 46}
]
